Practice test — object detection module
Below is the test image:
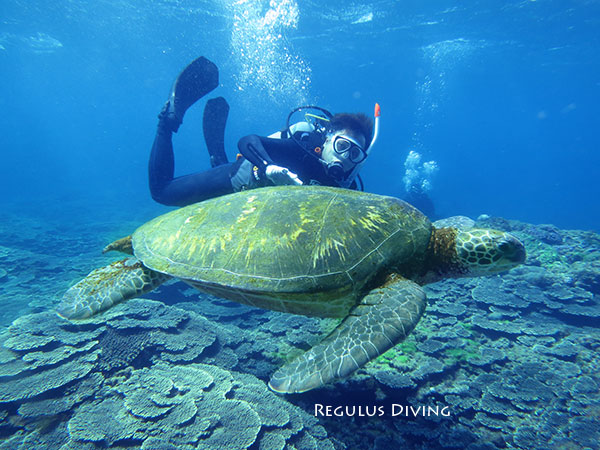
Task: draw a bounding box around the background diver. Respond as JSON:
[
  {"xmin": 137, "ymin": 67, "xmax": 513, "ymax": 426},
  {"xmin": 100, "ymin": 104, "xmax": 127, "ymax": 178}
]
[{"xmin": 148, "ymin": 57, "xmax": 380, "ymax": 207}]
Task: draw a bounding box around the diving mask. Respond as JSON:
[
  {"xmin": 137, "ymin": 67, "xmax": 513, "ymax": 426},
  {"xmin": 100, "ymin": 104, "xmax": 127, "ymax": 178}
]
[
  {"xmin": 326, "ymin": 103, "xmax": 381, "ymax": 186},
  {"xmin": 333, "ymin": 135, "xmax": 367, "ymax": 163},
  {"xmin": 321, "ymin": 132, "xmax": 367, "ymax": 184}
]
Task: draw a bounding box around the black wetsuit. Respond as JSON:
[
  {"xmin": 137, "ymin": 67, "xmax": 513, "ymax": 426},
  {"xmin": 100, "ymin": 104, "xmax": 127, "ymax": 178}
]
[
  {"xmin": 148, "ymin": 123, "xmax": 234, "ymax": 206},
  {"xmin": 149, "ymin": 125, "xmax": 356, "ymax": 207}
]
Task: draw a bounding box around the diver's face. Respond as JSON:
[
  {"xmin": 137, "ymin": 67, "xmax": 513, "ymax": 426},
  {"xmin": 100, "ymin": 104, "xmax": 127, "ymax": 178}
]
[{"xmin": 322, "ymin": 130, "xmax": 367, "ymax": 181}]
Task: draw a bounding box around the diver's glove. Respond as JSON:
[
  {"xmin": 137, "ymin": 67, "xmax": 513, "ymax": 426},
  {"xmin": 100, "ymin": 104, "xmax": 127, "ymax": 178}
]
[{"xmin": 265, "ymin": 165, "xmax": 303, "ymax": 186}]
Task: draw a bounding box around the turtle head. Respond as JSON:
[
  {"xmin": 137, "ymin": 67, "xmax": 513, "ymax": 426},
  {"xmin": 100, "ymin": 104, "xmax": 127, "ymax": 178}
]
[
  {"xmin": 454, "ymin": 229, "xmax": 526, "ymax": 276},
  {"xmin": 421, "ymin": 227, "xmax": 525, "ymax": 282}
]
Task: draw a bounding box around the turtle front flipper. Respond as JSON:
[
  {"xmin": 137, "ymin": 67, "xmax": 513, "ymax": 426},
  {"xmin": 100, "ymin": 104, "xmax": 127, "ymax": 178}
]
[
  {"xmin": 268, "ymin": 275, "xmax": 426, "ymax": 393},
  {"xmin": 57, "ymin": 258, "xmax": 170, "ymax": 320}
]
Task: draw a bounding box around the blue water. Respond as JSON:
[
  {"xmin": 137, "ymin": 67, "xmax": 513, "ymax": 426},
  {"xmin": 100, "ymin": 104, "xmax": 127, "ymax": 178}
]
[
  {"xmin": 1, "ymin": 0, "xmax": 598, "ymax": 230},
  {"xmin": 1, "ymin": 3, "xmax": 600, "ymax": 448}
]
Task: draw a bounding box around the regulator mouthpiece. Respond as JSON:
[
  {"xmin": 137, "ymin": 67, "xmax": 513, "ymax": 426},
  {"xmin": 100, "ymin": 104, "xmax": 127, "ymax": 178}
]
[{"xmin": 327, "ymin": 162, "xmax": 345, "ymax": 181}]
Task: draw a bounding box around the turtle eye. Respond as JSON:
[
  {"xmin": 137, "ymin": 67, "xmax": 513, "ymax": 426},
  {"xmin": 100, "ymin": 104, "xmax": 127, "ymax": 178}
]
[{"xmin": 498, "ymin": 242, "xmax": 510, "ymax": 253}]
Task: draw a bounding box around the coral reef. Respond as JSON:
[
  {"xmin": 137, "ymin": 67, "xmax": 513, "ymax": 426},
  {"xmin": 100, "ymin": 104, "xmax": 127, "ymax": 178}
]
[
  {"xmin": 0, "ymin": 299, "xmax": 335, "ymax": 449},
  {"xmin": 1, "ymin": 205, "xmax": 600, "ymax": 449},
  {"xmin": 346, "ymin": 216, "xmax": 600, "ymax": 449}
]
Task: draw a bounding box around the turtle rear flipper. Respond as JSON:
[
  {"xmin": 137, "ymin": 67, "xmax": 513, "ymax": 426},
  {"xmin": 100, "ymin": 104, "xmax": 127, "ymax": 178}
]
[
  {"xmin": 268, "ymin": 276, "xmax": 426, "ymax": 393},
  {"xmin": 102, "ymin": 235, "xmax": 133, "ymax": 255},
  {"xmin": 57, "ymin": 258, "xmax": 169, "ymax": 320}
]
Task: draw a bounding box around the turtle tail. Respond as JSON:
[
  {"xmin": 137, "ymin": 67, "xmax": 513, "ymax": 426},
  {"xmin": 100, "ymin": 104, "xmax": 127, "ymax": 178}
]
[{"xmin": 57, "ymin": 258, "xmax": 169, "ymax": 320}]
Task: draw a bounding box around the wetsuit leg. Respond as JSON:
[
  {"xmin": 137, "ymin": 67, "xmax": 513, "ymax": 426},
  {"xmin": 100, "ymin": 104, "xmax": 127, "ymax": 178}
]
[
  {"xmin": 203, "ymin": 97, "xmax": 230, "ymax": 167},
  {"xmin": 148, "ymin": 124, "xmax": 234, "ymax": 207}
]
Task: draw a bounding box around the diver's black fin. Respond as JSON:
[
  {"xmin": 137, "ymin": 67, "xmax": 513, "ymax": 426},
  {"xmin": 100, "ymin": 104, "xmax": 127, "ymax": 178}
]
[
  {"xmin": 160, "ymin": 56, "xmax": 219, "ymax": 133},
  {"xmin": 203, "ymin": 96, "xmax": 230, "ymax": 167}
]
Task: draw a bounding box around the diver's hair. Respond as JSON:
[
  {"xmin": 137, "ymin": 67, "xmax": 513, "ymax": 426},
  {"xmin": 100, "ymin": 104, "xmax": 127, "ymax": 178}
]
[{"xmin": 329, "ymin": 113, "xmax": 374, "ymax": 148}]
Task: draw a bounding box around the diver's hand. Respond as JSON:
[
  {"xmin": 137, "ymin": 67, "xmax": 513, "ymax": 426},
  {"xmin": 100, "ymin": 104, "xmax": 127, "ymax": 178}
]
[{"xmin": 265, "ymin": 165, "xmax": 303, "ymax": 186}]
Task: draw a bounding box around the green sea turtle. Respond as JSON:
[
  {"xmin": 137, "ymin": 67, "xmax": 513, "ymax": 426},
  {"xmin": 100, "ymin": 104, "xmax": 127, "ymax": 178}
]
[{"xmin": 57, "ymin": 186, "xmax": 525, "ymax": 393}]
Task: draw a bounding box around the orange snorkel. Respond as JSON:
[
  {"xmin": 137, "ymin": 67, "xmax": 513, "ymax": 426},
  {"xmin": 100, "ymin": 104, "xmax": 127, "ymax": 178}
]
[
  {"xmin": 367, "ymin": 102, "xmax": 380, "ymax": 155},
  {"xmin": 341, "ymin": 102, "xmax": 380, "ymax": 190}
]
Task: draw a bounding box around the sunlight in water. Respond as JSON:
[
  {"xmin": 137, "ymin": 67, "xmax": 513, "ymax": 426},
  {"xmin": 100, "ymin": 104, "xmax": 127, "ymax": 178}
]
[
  {"xmin": 226, "ymin": 0, "xmax": 312, "ymax": 104},
  {"xmin": 413, "ymin": 38, "xmax": 488, "ymax": 145}
]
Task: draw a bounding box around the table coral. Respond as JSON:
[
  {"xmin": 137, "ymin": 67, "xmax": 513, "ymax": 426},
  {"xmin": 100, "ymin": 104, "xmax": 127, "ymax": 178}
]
[
  {"xmin": 0, "ymin": 299, "xmax": 336, "ymax": 449},
  {"xmin": 2, "ymin": 213, "xmax": 600, "ymax": 449}
]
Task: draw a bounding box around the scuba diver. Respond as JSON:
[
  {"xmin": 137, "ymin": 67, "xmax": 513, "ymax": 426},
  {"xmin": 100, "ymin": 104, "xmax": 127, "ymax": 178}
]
[{"xmin": 149, "ymin": 57, "xmax": 380, "ymax": 207}]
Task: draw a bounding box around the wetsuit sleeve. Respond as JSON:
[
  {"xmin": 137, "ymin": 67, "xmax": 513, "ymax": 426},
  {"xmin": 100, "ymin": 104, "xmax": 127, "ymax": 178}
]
[
  {"xmin": 236, "ymin": 135, "xmax": 275, "ymax": 172},
  {"xmin": 238, "ymin": 133, "xmax": 340, "ymax": 187}
]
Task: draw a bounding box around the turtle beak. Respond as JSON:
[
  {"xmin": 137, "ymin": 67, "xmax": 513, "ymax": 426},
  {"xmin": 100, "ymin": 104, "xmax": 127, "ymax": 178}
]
[{"xmin": 501, "ymin": 236, "xmax": 526, "ymax": 265}]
